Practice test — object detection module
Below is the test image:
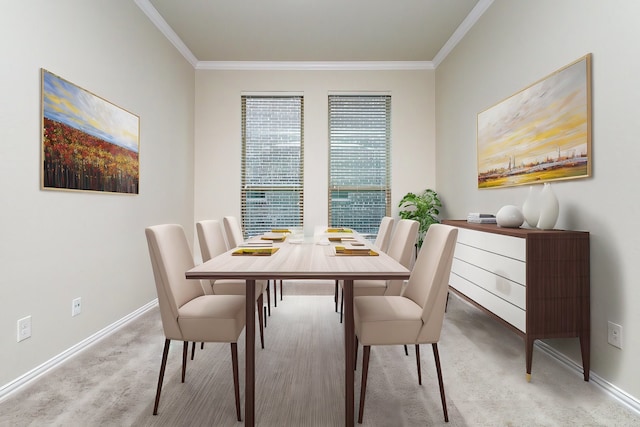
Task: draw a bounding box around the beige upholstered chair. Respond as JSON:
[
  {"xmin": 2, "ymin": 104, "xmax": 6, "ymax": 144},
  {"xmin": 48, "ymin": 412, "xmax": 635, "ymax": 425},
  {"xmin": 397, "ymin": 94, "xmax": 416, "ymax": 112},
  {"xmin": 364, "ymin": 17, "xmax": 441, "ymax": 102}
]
[
  {"xmin": 339, "ymin": 218, "xmax": 418, "ymax": 322},
  {"xmin": 224, "ymin": 215, "xmax": 283, "ymax": 307},
  {"xmin": 334, "ymin": 216, "xmax": 395, "ymax": 313},
  {"xmin": 145, "ymin": 224, "xmax": 246, "ymax": 420},
  {"xmin": 196, "ymin": 219, "xmax": 267, "ymax": 348},
  {"xmin": 353, "ymin": 224, "xmax": 458, "ymax": 423}
]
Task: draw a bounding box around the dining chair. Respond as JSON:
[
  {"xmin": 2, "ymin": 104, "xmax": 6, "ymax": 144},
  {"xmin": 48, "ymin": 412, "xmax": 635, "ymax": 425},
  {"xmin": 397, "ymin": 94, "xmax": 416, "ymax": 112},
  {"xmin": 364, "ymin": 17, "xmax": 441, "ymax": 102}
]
[
  {"xmin": 224, "ymin": 215, "xmax": 283, "ymax": 307},
  {"xmin": 339, "ymin": 218, "xmax": 418, "ymax": 322},
  {"xmin": 334, "ymin": 216, "xmax": 395, "ymax": 313},
  {"xmin": 197, "ymin": 219, "xmax": 267, "ymax": 349},
  {"xmin": 353, "ymin": 224, "xmax": 458, "ymax": 423},
  {"xmin": 145, "ymin": 224, "xmax": 246, "ymax": 420}
]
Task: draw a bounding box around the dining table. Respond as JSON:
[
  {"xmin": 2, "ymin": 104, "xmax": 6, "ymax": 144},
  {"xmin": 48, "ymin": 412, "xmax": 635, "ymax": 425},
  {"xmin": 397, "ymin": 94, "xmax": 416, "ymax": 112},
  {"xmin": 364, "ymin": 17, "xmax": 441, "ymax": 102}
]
[{"xmin": 185, "ymin": 228, "xmax": 411, "ymax": 426}]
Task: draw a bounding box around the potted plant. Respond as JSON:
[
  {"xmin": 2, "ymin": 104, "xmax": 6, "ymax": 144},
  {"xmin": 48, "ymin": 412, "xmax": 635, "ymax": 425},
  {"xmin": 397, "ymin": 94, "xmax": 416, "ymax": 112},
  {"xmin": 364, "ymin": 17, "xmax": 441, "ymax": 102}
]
[{"xmin": 398, "ymin": 188, "xmax": 442, "ymax": 248}]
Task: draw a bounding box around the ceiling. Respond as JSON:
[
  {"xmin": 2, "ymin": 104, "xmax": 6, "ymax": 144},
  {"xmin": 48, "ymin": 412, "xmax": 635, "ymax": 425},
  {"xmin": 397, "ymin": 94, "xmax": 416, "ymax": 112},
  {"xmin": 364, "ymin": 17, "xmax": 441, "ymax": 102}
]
[{"xmin": 136, "ymin": 0, "xmax": 493, "ymax": 69}]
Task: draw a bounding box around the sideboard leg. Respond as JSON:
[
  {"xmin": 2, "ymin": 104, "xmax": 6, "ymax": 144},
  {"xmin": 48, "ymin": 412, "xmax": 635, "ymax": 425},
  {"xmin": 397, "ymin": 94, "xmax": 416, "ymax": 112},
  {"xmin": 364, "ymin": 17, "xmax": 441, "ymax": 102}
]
[
  {"xmin": 580, "ymin": 333, "xmax": 590, "ymax": 381},
  {"xmin": 525, "ymin": 336, "xmax": 534, "ymax": 382}
]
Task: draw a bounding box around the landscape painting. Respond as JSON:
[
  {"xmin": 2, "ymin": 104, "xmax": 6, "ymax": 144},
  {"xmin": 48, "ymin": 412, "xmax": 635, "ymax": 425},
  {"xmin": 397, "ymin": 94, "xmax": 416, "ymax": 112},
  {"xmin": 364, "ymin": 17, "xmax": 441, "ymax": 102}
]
[
  {"xmin": 477, "ymin": 54, "xmax": 592, "ymax": 189},
  {"xmin": 41, "ymin": 69, "xmax": 139, "ymax": 194}
]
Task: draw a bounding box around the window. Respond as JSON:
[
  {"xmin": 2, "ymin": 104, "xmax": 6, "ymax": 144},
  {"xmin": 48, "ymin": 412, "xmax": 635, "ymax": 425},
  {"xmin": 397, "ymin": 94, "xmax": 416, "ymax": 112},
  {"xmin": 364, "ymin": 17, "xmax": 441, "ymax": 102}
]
[
  {"xmin": 241, "ymin": 95, "xmax": 304, "ymax": 237},
  {"xmin": 328, "ymin": 95, "xmax": 391, "ymax": 237}
]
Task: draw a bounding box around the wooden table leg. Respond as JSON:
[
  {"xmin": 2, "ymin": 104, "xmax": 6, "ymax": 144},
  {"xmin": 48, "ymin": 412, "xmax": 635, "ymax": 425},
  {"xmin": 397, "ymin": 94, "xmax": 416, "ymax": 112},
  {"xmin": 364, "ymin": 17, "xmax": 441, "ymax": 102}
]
[
  {"xmin": 245, "ymin": 279, "xmax": 256, "ymax": 426},
  {"xmin": 344, "ymin": 279, "xmax": 355, "ymax": 426}
]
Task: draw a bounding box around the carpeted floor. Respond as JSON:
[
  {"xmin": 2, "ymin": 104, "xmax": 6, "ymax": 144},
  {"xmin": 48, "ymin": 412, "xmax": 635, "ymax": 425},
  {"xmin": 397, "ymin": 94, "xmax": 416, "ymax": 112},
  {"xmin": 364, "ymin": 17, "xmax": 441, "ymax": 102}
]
[{"xmin": 1, "ymin": 281, "xmax": 638, "ymax": 426}]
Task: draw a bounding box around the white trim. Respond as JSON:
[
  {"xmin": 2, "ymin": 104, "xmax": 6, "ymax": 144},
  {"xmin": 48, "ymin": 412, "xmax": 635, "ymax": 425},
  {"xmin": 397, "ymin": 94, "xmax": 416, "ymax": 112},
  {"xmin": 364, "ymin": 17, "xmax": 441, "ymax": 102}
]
[
  {"xmin": 535, "ymin": 340, "xmax": 640, "ymax": 416},
  {"xmin": 0, "ymin": 300, "xmax": 158, "ymax": 403},
  {"xmin": 241, "ymin": 91, "xmax": 304, "ymax": 97},
  {"xmin": 134, "ymin": 0, "xmax": 198, "ymax": 67},
  {"xmin": 432, "ymin": 0, "xmax": 495, "ymax": 67},
  {"xmin": 195, "ymin": 61, "xmax": 434, "ymax": 71}
]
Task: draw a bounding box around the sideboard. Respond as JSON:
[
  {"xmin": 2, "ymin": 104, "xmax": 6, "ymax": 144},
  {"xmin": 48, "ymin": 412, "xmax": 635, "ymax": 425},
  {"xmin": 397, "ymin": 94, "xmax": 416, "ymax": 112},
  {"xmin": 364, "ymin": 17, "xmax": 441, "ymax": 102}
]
[{"xmin": 442, "ymin": 220, "xmax": 590, "ymax": 381}]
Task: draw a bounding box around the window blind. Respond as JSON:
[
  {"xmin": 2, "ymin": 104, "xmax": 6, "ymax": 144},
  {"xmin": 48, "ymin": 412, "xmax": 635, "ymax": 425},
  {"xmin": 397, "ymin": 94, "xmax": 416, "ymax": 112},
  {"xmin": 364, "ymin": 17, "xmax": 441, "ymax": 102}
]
[
  {"xmin": 328, "ymin": 95, "xmax": 391, "ymax": 237},
  {"xmin": 241, "ymin": 96, "xmax": 304, "ymax": 238}
]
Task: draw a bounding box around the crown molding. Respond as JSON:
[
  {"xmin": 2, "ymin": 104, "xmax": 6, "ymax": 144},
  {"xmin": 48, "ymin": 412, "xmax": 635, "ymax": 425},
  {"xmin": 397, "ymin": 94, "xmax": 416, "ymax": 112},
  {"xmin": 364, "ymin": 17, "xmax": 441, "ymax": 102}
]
[
  {"xmin": 195, "ymin": 61, "xmax": 434, "ymax": 71},
  {"xmin": 134, "ymin": 0, "xmax": 198, "ymax": 67},
  {"xmin": 137, "ymin": 0, "xmax": 493, "ymax": 71},
  {"xmin": 432, "ymin": 0, "xmax": 494, "ymax": 67}
]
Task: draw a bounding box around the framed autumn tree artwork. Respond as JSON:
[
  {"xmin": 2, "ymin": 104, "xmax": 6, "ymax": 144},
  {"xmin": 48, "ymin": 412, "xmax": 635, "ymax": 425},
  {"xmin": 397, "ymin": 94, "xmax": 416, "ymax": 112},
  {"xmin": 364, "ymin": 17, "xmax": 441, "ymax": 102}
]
[{"xmin": 41, "ymin": 69, "xmax": 140, "ymax": 194}]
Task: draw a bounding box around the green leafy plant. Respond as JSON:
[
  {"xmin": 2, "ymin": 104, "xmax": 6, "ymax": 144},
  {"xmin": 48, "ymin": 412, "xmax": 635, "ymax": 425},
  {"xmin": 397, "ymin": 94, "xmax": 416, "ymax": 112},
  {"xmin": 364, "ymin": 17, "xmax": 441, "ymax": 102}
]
[{"xmin": 398, "ymin": 188, "xmax": 442, "ymax": 248}]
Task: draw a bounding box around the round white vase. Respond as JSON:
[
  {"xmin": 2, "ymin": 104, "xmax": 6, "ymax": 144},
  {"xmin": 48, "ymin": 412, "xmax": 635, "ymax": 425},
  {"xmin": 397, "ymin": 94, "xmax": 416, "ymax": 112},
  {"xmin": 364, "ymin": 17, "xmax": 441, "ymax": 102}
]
[
  {"xmin": 522, "ymin": 186, "xmax": 540, "ymax": 228},
  {"xmin": 536, "ymin": 183, "xmax": 559, "ymax": 230},
  {"xmin": 496, "ymin": 205, "xmax": 524, "ymax": 228}
]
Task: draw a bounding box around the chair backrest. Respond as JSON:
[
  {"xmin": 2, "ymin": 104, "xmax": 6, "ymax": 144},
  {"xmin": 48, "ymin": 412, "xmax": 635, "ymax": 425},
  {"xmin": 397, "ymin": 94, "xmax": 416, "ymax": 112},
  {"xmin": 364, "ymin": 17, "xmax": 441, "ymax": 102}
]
[
  {"xmin": 145, "ymin": 224, "xmax": 205, "ymax": 340},
  {"xmin": 196, "ymin": 220, "xmax": 227, "ymax": 262},
  {"xmin": 403, "ymin": 224, "xmax": 458, "ymax": 343},
  {"xmin": 386, "ymin": 219, "xmax": 419, "ymax": 268},
  {"xmin": 223, "ymin": 216, "xmax": 244, "ymax": 249},
  {"xmin": 373, "ymin": 216, "xmax": 394, "ymax": 252}
]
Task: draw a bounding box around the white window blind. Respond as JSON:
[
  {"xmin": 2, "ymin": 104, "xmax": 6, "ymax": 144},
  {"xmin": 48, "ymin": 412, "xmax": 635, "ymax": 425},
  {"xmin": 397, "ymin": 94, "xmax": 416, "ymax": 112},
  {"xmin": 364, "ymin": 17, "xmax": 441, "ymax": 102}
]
[
  {"xmin": 241, "ymin": 96, "xmax": 304, "ymax": 238},
  {"xmin": 328, "ymin": 95, "xmax": 391, "ymax": 237}
]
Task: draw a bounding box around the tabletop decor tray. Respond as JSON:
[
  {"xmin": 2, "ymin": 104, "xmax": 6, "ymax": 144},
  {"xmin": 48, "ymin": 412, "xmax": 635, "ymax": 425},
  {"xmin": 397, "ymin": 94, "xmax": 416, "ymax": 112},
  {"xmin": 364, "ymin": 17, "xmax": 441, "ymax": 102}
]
[
  {"xmin": 334, "ymin": 246, "xmax": 379, "ymax": 256},
  {"xmin": 326, "ymin": 228, "xmax": 353, "ymax": 233},
  {"xmin": 232, "ymin": 247, "xmax": 280, "ymax": 256}
]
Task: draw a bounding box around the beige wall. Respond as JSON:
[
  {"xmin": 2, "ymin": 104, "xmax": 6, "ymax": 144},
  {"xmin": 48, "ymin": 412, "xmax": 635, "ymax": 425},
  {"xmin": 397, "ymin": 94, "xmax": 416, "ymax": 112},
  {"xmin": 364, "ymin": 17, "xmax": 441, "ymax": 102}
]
[
  {"xmin": 193, "ymin": 69, "xmax": 436, "ymax": 257},
  {"xmin": 436, "ymin": 0, "xmax": 640, "ymax": 399},
  {"xmin": 0, "ymin": 0, "xmax": 195, "ymax": 387}
]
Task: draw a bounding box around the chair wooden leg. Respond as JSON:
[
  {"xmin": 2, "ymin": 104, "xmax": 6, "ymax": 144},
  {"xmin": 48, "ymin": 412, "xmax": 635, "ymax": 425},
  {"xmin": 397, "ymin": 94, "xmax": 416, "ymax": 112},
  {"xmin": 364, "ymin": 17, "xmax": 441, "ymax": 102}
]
[
  {"xmin": 181, "ymin": 341, "xmax": 188, "ymax": 383},
  {"xmin": 355, "ymin": 336, "xmax": 359, "ymax": 370},
  {"xmin": 257, "ymin": 295, "xmax": 265, "ymax": 349},
  {"xmin": 334, "ymin": 280, "xmax": 339, "ymax": 312},
  {"xmin": 340, "ymin": 289, "xmax": 344, "ymax": 323},
  {"xmin": 153, "ymin": 339, "xmax": 171, "ymax": 415},
  {"xmin": 415, "ymin": 344, "xmax": 422, "ymax": 385},
  {"xmin": 273, "ymin": 279, "xmax": 277, "ymax": 307},
  {"xmin": 201, "ymin": 342, "xmax": 204, "ymax": 350},
  {"xmin": 231, "ymin": 343, "xmax": 241, "ymax": 422},
  {"xmin": 191, "ymin": 341, "xmax": 196, "ymax": 360},
  {"xmin": 266, "ymin": 285, "xmax": 271, "ymax": 316},
  {"xmin": 358, "ymin": 345, "xmax": 371, "ymax": 424},
  {"xmin": 432, "ymin": 343, "xmax": 449, "ymax": 422},
  {"xmin": 404, "ymin": 345, "xmax": 408, "ymax": 356},
  {"xmin": 280, "ymin": 280, "xmax": 283, "ymax": 300}
]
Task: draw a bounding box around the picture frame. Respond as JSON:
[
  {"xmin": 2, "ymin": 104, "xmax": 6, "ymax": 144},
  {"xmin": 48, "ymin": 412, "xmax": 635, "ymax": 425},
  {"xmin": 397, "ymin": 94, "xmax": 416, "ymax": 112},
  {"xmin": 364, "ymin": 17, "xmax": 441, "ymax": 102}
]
[
  {"xmin": 41, "ymin": 69, "xmax": 140, "ymax": 194},
  {"xmin": 477, "ymin": 54, "xmax": 592, "ymax": 189}
]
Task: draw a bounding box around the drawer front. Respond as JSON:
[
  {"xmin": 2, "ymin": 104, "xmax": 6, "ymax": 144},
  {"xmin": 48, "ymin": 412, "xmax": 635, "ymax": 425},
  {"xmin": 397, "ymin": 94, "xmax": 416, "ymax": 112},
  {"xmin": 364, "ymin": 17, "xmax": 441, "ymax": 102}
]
[
  {"xmin": 449, "ymin": 272, "xmax": 526, "ymax": 332},
  {"xmin": 451, "ymin": 258, "xmax": 525, "ymax": 309},
  {"xmin": 457, "ymin": 228, "xmax": 525, "ymax": 261},
  {"xmin": 453, "ymin": 242, "xmax": 526, "ymax": 286}
]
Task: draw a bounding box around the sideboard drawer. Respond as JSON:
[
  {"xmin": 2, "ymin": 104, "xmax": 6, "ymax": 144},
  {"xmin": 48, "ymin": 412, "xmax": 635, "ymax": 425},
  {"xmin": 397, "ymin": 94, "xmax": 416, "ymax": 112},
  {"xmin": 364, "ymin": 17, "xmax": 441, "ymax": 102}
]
[
  {"xmin": 453, "ymin": 243, "xmax": 526, "ymax": 286},
  {"xmin": 451, "ymin": 258, "xmax": 526, "ymax": 310},
  {"xmin": 457, "ymin": 228, "xmax": 526, "ymax": 261},
  {"xmin": 449, "ymin": 271, "xmax": 526, "ymax": 332}
]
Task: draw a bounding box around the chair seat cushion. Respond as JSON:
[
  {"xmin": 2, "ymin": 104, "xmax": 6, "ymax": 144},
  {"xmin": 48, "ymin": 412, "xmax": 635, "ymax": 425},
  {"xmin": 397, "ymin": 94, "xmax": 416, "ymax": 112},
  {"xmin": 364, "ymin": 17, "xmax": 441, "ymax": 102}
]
[
  {"xmin": 212, "ymin": 279, "xmax": 267, "ymax": 298},
  {"xmin": 178, "ymin": 295, "xmax": 245, "ymax": 342},
  {"xmin": 354, "ymin": 296, "xmax": 423, "ymax": 346}
]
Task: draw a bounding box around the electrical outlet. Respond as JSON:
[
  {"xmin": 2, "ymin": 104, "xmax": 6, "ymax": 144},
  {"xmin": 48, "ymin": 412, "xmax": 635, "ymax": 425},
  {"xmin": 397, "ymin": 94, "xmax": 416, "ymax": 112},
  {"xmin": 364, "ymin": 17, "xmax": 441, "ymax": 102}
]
[
  {"xmin": 72, "ymin": 297, "xmax": 82, "ymax": 317},
  {"xmin": 17, "ymin": 316, "xmax": 32, "ymax": 342},
  {"xmin": 608, "ymin": 321, "xmax": 622, "ymax": 349}
]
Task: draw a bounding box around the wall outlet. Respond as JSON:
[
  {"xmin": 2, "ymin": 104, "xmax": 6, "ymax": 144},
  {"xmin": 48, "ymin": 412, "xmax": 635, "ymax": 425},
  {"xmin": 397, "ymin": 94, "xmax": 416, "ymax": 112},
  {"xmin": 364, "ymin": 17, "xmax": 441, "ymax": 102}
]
[
  {"xmin": 72, "ymin": 297, "xmax": 82, "ymax": 317},
  {"xmin": 17, "ymin": 316, "xmax": 32, "ymax": 342},
  {"xmin": 608, "ymin": 321, "xmax": 622, "ymax": 349}
]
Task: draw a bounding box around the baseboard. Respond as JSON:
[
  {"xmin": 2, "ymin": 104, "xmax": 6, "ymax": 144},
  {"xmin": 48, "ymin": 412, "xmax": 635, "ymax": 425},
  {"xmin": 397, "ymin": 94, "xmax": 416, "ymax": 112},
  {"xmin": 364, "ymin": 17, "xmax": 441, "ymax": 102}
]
[
  {"xmin": 0, "ymin": 299, "xmax": 158, "ymax": 402},
  {"xmin": 535, "ymin": 340, "xmax": 640, "ymax": 415}
]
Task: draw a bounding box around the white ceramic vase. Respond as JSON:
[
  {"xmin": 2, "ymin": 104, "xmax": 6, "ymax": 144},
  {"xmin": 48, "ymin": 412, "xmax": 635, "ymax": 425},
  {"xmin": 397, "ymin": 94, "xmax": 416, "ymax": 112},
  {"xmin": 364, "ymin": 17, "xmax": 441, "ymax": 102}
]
[
  {"xmin": 536, "ymin": 183, "xmax": 559, "ymax": 230},
  {"xmin": 496, "ymin": 205, "xmax": 524, "ymax": 228},
  {"xmin": 522, "ymin": 186, "xmax": 540, "ymax": 228}
]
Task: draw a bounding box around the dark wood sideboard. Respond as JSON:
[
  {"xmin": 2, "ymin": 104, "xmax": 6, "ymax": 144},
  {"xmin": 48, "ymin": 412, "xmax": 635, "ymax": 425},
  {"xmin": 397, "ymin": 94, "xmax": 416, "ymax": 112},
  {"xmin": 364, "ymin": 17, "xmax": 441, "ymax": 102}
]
[{"xmin": 443, "ymin": 220, "xmax": 590, "ymax": 381}]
